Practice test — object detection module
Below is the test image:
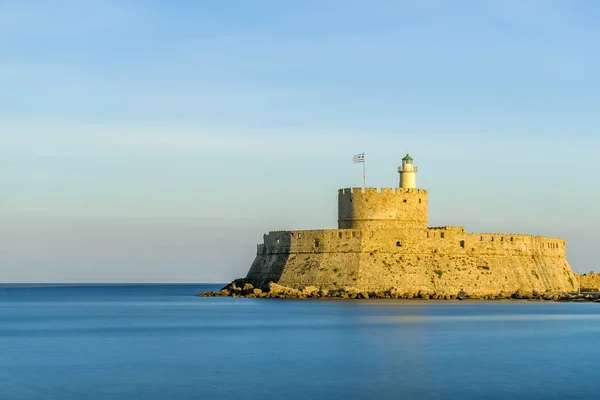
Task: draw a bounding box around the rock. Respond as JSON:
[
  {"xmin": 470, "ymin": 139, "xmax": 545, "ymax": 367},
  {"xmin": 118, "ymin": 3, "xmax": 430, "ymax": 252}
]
[
  {"xmin": 511, "ymin": 289, "xmax": 533, "ymax": 299},
  {"xmin": 232, "ymin": 286, "xmax": 242, "ymax": 295},
  {"xmin": 242, "ymin": 283, "xmax": 254, "ymax": 295},
  {"xmin": 201, "ymin": 278, "xmax": 588, "ymax": 302},
  {"xmin": 302, "ymin": 286, "xmax": 319, "ymax": 296}
]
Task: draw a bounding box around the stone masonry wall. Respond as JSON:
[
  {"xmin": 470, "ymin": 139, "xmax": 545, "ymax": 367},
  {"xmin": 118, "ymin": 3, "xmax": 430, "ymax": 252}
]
[
  {"xmin": 338, "ymin": 187, "xmax": 428, "ymax": 230},
  {"xmin": 245, "ymin": 226, "xmax": 576, "ymax": 295}
]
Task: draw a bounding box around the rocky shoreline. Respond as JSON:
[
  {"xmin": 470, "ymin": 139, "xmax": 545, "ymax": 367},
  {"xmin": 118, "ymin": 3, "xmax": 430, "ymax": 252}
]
[{"xmin": 198, "ymin": 279, "xmax": 600, "ymax": 302}]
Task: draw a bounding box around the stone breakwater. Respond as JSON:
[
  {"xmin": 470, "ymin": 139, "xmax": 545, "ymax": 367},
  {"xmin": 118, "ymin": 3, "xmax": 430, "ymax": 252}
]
[{"xmin": 197, "ymin": 279, "xmax": 600, "ymax": 302}]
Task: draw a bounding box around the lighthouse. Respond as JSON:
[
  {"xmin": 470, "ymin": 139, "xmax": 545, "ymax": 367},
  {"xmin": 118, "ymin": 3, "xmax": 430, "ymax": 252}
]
[{"xmin": 398, "ymin": 153, "xmax": 417, "ymax": 189}]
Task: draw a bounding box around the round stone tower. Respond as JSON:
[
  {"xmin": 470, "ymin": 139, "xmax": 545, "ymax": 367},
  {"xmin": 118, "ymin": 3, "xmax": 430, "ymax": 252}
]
[{"xmin": 398, "ymin": 153, "xmax": 417, "ymax": 189}]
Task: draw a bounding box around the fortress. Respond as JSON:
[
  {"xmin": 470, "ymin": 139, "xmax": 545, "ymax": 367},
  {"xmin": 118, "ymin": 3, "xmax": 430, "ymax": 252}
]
[{"xmin": 245, "ymin": 155, "xmax": 576, "ymax": 297}]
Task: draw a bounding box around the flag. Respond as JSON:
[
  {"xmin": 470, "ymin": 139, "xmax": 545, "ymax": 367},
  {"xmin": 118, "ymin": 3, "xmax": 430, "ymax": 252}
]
[{"xmin": 352, "ymin": 153, "xmax": 365, "ymax": 163}]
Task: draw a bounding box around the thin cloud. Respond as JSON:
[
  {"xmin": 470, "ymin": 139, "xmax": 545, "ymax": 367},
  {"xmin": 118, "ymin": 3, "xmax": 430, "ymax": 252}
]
[
  {"xmin": 0, "ymin": 0, "xmax": 140, "ymax": 36},
  {"xmin": 0, "ymin": 120, "xmax": 357, "ymax": 156}
]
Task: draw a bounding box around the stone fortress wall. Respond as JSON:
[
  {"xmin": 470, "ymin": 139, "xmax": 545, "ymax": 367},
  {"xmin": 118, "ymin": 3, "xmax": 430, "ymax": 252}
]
[
  {"xmin": 246, "ymin": 156, "xmax": 577, "ymax": 296},
  {"xmin": 247, "ymin": 224, "xmax": 574, "ymax": 296}
]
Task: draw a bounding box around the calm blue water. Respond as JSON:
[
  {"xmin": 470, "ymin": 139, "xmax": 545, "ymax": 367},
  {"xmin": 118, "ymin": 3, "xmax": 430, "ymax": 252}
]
[{"xmin": 1, "ymin": 284, "xmax": 599, "ymax": 400}]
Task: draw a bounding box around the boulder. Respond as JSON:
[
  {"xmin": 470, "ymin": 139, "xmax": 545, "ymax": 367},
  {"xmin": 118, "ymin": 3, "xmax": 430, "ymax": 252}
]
[
  {"xmin": 457, "ymin": 290, "xmax": 468, "ymax": 300},
  {"xmin": 242, "ymin": 283, "xmax": 255, "ymax": 296},
  {"xmin": 267, "ymin": 282, "xmax": 289, "ymax": 295},
  {"xmin": 302, "ymin": 286, "xmax": 319, "ymax": 296}
]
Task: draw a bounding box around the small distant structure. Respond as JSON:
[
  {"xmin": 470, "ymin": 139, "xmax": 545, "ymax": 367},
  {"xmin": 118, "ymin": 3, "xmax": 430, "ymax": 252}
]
[
  {"xmin": 578, "ymin": 271, "xmax": 600, "ymax": 292},
  {"xmin": 245, "ymin": 154, "xmax": 576, "ymax": 296}
]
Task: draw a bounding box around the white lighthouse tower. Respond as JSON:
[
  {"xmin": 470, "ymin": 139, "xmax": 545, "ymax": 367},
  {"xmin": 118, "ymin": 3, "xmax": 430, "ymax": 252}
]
[{"xmin": 398, "ymin": 153, "xmax": 417, "ymax": 189}]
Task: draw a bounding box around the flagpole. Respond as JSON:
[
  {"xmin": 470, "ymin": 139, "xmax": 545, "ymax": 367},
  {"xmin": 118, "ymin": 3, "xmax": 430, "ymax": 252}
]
[
  {"xmin": 352, "ymin": 153, "xmax": 366, "ymax": 189},
  {"xmin": 362, "ymin": 159, "xmax": 366, "ymax": 189}
]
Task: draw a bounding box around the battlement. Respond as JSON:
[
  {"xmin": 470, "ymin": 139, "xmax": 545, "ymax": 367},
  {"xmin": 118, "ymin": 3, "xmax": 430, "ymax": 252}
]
[
  {"xmin": 429, "ymin": 226, "xmax": 466, "ymax": 232},
  {"xmin": 255, "ymin": 227, "xmax": 567, "ymax": 260},
  {"xmin": 338, "ymin": 187, "xmax": 428, "ymax": 195}
]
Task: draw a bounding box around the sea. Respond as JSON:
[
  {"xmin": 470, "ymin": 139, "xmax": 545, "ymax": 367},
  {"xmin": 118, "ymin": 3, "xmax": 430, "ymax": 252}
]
[{"xmin": 0, "ymin": 284, "xmax": 599, "ymax": 400}]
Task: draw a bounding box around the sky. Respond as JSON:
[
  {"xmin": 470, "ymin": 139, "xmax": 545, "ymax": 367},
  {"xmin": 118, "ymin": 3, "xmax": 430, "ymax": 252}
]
[{"xmin": 1, "ymin": 0, "xmax": 599, "ymax": 282}]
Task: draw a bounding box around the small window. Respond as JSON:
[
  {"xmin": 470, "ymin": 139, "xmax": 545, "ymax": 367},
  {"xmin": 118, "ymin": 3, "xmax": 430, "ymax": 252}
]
[
  {"xmin": 460, "ymin": 240, "xmax": 465, "ymax": 248},
  {"xmin": 491, "ymin": 237, "xmax": 494, "ymax": 241},
  {"xmin": 298, "ymin": 233, "xmax": 302, "ymax": 239},
  {"xmin": 396, "ymin": 241, "xmax": 402, "ymax": 247},
  {"xmin": 276, "ymin": 239, "xmax": 280, "ymax": 244},
  {"xmin": 419, "ymin": 199, "xmax": 422, "ymax": 204},
  {"xmin": 352, "ymin": 231, "xmax": 356, "ymax": 238},
  {"xmin": 500, "ymin": 237, "xmax": 504, "ymax": 241},
  {"xmin": 427, "ymin": 232, "xmax": 430, "ymax": 238},
  {"xmin": 479, "ymin": 236, "xmax": 483, "ymax": 241},
  {"xmin": 403, "ymin": 199, "xmax": 407, "ymax": 203},
  {"xmin": 440, "ymin": 233, "xmax": 445, "ymax": 239},
  {"xmin": 314, "ymin": 239, "xmax": 320, "ymax": 248},
  {"xmin": 510, "ymin": 237, "xmax": 513, "ymax": 242},
  {"xmin": 338, "ymin": 232, "xmax": 343, "ymax": 239}
]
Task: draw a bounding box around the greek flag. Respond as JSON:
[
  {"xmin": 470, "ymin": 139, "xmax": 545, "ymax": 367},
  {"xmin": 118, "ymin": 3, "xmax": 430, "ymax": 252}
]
[{"xmin": 352, "ymin": 153, "xmax": 365, "ymax": 163}]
